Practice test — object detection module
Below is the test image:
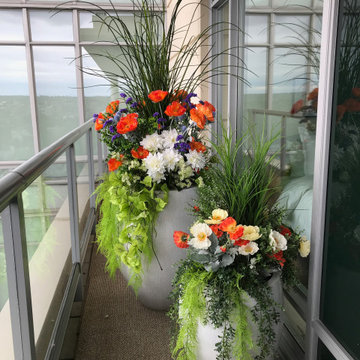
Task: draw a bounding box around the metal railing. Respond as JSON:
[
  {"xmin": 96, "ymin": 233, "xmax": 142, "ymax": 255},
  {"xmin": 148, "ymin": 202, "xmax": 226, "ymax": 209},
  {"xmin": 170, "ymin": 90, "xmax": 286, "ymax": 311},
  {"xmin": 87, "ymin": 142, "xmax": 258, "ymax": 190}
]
[{"xmin": 0, "ymin": 120, "xmax": 102, "ymax": 360}]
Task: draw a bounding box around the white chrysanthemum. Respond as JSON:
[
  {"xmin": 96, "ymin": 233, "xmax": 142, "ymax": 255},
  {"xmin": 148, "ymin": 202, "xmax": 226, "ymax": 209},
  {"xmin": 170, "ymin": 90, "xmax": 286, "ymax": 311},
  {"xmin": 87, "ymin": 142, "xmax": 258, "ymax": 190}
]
[
  {"xmin": 238, "ymin": 242, "xmax": 259, "ymax": 256},
  {"xmin": 269, "ymin": 230, "xmax": 288, "ymax": 251},
  {"xmin": 186, "ymin": 150, "xmax": 206, "ymax": 171},
  {"xmin": 162, "ymin": 129, "xmax": 179, "ymax": 149},
  {"xmin": 189, "ymin": 223, "xmax": 212, "ymax": 249},
  {"xmin": 140, "ymin": 133, "xmax": 163, "ymax": 152},
  {"xmin": 162, "ymin": 148, "xmax": 182, "ymax": 171},
  {"xmin": 299, "ymin": 236, "xmax": 310, "ymax": 257},
  {"xmin": 143, "ymin": 153, "xmax": 166, "ymax": 183}
]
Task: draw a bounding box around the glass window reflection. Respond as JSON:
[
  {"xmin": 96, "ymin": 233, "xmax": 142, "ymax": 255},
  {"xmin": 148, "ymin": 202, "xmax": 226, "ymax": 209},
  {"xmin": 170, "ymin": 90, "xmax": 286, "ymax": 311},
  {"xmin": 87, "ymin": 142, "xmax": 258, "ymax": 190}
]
[
  {"xmin": 0, "ymin": 10, "xmax": 24, "ymax": 42},
  {"xmin": 245, "ymin": 15, "xmax": 268, "ymax": 44},
  {"xmin": 274, "ymin": 15, "xmax": 310, "ymax": 45}
]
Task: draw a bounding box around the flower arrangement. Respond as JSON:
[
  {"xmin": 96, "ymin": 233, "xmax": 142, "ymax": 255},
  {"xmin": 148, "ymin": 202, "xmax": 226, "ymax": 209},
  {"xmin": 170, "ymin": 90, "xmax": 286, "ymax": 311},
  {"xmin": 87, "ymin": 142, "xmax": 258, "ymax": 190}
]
[
  {"xmin": 94, "ymin": 89, "xmax": 215, "ymax": 290},
  {"xmin": 168, "ymin": 131, "xmax": 310, "ymax": 359}
]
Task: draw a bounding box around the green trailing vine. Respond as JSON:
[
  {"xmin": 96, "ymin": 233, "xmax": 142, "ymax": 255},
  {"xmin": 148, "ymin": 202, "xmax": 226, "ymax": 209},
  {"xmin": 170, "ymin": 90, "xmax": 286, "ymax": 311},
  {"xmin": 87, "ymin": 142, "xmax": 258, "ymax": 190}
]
[{"xmin": 95, "ymin": 171, "xmax": 168, "ymax": 291}]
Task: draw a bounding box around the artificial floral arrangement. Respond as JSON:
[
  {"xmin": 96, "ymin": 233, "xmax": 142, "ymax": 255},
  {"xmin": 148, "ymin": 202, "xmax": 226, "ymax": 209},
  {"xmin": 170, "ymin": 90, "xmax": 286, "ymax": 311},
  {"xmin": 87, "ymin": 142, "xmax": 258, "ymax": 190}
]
[
  {"xmin": 94, "ymin": 89, "xmax": 215, "ymax": 289},
  {"xmin": 168, "ymin": 131, "xmax": 310, "ymax": 359}
]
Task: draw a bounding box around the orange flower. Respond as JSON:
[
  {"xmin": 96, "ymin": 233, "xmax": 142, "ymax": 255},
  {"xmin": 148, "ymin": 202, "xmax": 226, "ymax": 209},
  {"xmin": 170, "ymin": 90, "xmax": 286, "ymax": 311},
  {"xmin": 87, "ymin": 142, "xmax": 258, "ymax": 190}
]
[
  {"xmin": 210, "ymin": 224, "xmax": 223, "ymax": 238},
  {"xmin": 219, "ymin": 217, "xmax": 237, "ymax": 233},
  {"xmin": 131, "ymin": 146, "xmax": 149, "ymax": 159},
  {"xmin": 190, "ymin": 141, "xmax": 207, "ymax": 153},
  {"xmin": 307, "ymin": 88, "xmax": 318, "ymax": 101},
  {"xmin": 173, "ymin": 231, "xmax": 190, "ymax": 248},
  {"xmin": 190, "ymin": 108, "xmax": 206, "ymax": 129},
  {"xmin": 220, "ymin": 246, "xmax": 226, "ymax": 253},
  {"xmin": 352, "ymin": 88, "xmax": 360, "ymax": 98},
  {"xmin": 290, "ymin": 99, "xmax": 304, "ymax": 114},
  {"xmin": 95, "ymin": 118, "xmax": 104, "ymax": 131},
  {"xmin": 268, "ymin": 250, "xmax": 286, "ymax": 268},
  {"xmin": 229, "ymin": 225, "xmax": 245, "ymax": 241},
  {"xmin": 234, "ymin": 239, "xmax": 250, "ymax": 247},
  {"xmin": 148, "ymin": 90, "xmax": 168, "ymax": 103},
  {"xmin": 171, "ymin": 89, "xmax": 188, "ymax": 101},
  {"xmin": 116, "ymin": 113, "xmax": 138, "ymax": 134},
  {"xmin": 193, "ymin": 206, "xmax": 200, "ymax": 212},
  {"xmin": 108, "ymin": 157, "xmax": 123, "ymax": 172},
  {"xmin": 165, "ymin": 101, "xmax": 187, "ymax": 117},
  {"xmin": 196, "ymin": 101, "xmax": 215, "ymax": 122},
  {"xmin": 106, "ymin": 100, "xmax": 120, "ymax": 115},
  {"xmin": 336, "ymin": 104, "xmax": 347, "ymax": 123}
]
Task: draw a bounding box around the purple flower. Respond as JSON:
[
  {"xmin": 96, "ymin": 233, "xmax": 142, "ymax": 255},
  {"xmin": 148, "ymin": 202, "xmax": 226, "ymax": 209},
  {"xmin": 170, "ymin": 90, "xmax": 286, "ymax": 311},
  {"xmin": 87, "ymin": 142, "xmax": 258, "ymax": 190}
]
[
  {"xmin": 181, "ymin": 125, "xmax": 187, "ymax": 132},
  {"xmin": 185, "ymin": 93, "xmax": 197, "ymax": 102},
  {"xmin": 157, "ymin": 117, "xmax": 166, "ymax": 124},
  {"xmin": 176, "ymin": 134, "xmax": 184, "ymax": 141},
  {"xmin": 104, "ymin": 119, "xmax": 113, "ymax": 127},
  {"xmin": 109, "ymin": 125, "xmax": 115, "ymax": 133},
  {"xmin": 111, "ymin": 134, "xmax": 121, "ymax": 142},
  {"xmin": 93, "ymin": 113, "xmax": 98, "ymax": 122},
  {"xmin": 153, "ymin": 112, "xmax": 160, "ymax": 117},
  {"xmin": 199, "ymin": 100, "xmax": 205, "ymax": 105},
  {"xmin": 174, "ymin": 142, "xmax": 190, "ymax": 153},
  {"xmin": 126, "ymin": 97, "xmax": 133, "ymax": 104},
  {"xmin": 114, "ymin": 112, "xmax": 121, "ymax": 121},
  {"xmin": 120, "ymin": 108, "xmax": 128, "ymax": 113},
  {"xmin": 189, "ymin": 104, "xmax": 196, "ymax": 110},
  {"xmin": 120, "ymin": 93, "xmax": 126, "ymax": 98},
  {"xmin": 130, "ymin": 102, "xmax": 138, "ymax": 108}
]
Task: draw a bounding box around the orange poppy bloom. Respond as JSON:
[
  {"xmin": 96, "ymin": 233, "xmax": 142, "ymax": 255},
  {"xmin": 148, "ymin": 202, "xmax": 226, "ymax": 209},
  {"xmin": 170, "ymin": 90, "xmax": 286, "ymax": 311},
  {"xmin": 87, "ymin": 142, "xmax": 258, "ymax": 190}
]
[
  {"xmin": 190, "ymin": 141, "xmax": 207, "ymax": 153},
  {"xmin": 131, "ymin": 146, "xmax": 149, "ymax": 159},
  {"xmin": 234, "ymin": 239, "xmax": 250, "ymax": 247},
  {"xmin": 196, "ymin": 101, "xmax": 215, "ymax": 122},
  {"xmin": 210, "ymin": 224, "xmax": 223, "ymax": 238},
  {"xmin": 229, "ymin": 225, "xmax": 245, "ymax": 241},
  {"xmin": 173, "ymin": 231, "xmax": 190, "ymax": 248},
  {"xmin": 190, "ymin": 108, "xmax": 206, "ymax": 129},
  {"xmin": 148, "ymin": 90, "xmax": 168, "ymax": 103},
  {"xmin": 171, "ymin": 89, "xmax": 188, "ymax": 101},
  {"xmin": 290, "ymin": 99, "xmax": 304, "ymax": 114},
  {"xmin": 108, "ymin": 157, "xmax": 123, "ymax": 172},
  {"xmin": 95, "ymin": 118, "xmax": 104, "ymax": 131},
  {"xmin": 106, "ymin": 100, "xmax": 120, "ymax": 115},
  {"xmin": 307, "ymin": 88, "xmax": 318, "ymax": 101},
  {"xmin": 165, "ymin": 101, "xmax": 187, "ymax": 117},
  {"xmin": 219, "ymin": 217, "xmax": 237, "ymax": 233},
  {"xmin": 116, "ymin": 113, "xmax": 138, "ymax": 134}
]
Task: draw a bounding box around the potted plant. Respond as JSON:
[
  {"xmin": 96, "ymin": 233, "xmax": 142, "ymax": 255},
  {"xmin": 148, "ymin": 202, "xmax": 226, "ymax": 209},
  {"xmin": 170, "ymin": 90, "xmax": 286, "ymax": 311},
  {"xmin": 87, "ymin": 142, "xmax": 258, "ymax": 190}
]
[{"xmin": 169, "ymin": 131, "xmax": 310, "ymax": 359}]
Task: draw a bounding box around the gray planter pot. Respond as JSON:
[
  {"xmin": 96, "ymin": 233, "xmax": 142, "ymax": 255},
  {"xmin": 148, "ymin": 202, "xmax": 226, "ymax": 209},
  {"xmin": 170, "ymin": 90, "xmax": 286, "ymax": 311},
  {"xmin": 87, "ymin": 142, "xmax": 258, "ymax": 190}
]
[
  {"xmin": 196, "ymin": 271, "xmax": 283, "ymax": 359},
  {"xmin": 122, "ymin": 186, "xmax": 197, "ymax": 311}
]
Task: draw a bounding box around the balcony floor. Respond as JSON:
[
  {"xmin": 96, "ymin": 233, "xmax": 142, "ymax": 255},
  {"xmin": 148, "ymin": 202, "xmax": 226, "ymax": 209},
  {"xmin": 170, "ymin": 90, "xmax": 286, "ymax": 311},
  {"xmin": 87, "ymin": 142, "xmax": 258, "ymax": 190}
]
[{"xmin": 75, "ymin": 244, "xmax": 172, "ymax": 359}]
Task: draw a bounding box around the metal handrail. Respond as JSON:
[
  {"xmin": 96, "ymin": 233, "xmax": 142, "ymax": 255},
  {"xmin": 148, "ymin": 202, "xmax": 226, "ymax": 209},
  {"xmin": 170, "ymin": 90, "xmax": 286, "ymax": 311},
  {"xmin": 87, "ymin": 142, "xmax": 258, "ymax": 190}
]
[{"xmin": 0, "ymin": 120, "xmax": 93, "ymax": 213}]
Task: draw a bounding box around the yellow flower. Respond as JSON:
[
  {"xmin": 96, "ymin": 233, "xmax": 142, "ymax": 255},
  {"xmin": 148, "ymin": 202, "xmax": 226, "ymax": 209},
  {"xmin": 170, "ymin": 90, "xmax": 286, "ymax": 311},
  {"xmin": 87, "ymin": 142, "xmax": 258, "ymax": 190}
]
[
  {"xmin": 299, "ymin": 236, "xmax": 310, "ymax": 257},
  {"xmin": 204, "ymin": 209, "xmax": 228, "ymax": 224},
  {"xmin": 241, "ymin": 226, "xmax": 262, "ymax": 241}
]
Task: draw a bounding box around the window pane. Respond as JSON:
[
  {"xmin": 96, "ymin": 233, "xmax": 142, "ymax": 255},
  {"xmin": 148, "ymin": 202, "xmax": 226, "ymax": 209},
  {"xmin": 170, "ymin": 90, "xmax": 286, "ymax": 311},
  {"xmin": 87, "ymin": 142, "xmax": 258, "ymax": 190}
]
[
  {"xmin": 274, "ymin": 15, "xmax": 310, "ymax": 45},
  {"xmin": 243, "ymin": 47, "xmax": 267, "ymax": 120},
  {"xmin": 0, "ymin": 10, "xmax": 24, "ymax": 41},
  {"xmin": 0, "ymin": 46, "xmax": 33, "ymax": 161},
  {"xmin": 33, "ymin": 46, "xmax": 79, "ymax": 149},
  {"xmin": 22, "ymin": 163, "xmax": 72, "ymax": 359},
  {"xmin": 245, "ymin": 0, "xmax": 270, "ymax": 7},
  {"xmin": 245, "ymin": 15, "xmax": 268, "ymax": 44},
  {"xmin": 0, "ymin": 216, "xmax": 15, "ymax": 360},
  {"xmin": 273, "ymin": 0, "xmax": 312, "ymax": 6},
  {"xmin": 30, "ymin": 10, "xmax": 73, "ymax": 42}
]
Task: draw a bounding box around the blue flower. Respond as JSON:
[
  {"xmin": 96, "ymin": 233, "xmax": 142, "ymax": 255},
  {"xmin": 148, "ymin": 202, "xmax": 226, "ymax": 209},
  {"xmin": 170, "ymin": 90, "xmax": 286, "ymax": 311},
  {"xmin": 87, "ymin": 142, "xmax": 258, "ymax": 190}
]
[
  {"xmin": 130, "ymin": 102, "xmax": 138, "ymax": 108},
  {"xmin": 157, "ymin": 117, "xmax": 166, "ymax": 123},
  {"xmin": 120, "ymin": 93, "xmax": 126, "ymax": 98},
  {"xmin": 104, "ymin": 119, "xmax": 113, "ymax": 127},
  {"xmin": 120, "ymin": 108, "xmax": 128, "ymax": 113},
  {"xmin": 189, "ymin": 104, "xmax": 196, "ymax": 109},
  {"xmin": 153, "ymin": 112, "xmax": 160, "ymax": 117},
  {"xmin": 109, "ymin": 125, "xmax": 115, "ymax": 133},
  {"xmin": 176, "ymin": 134, "xmax": 184, "ymax": 141},
  {"xmin": 114, "ymin": 112, "xmax": 121, "ymax": 121},
  {"xmin": 111, "ymin": 134, "xmax": 121, "ymax": 142},
  {"xmin": 199, "ymin": 100, "xmax": 205, "ymax": 105},
  {"xmin": 186, "ymin": 92, "xmax": 197, "ymax": 102},
  {"xmin": 93, "ymin": 113, "xmax": 98, "ymax": 122},
  {"xmin": 126, "ymin": 97, "xmax": 133, "ymax": 104},
  {"xmin": 174, "ymin": 142, "xmax": 190, "ymax": 153},
  {"xmin": 181, "ymin": 125, "xmax": 187, "ymax": 132}
]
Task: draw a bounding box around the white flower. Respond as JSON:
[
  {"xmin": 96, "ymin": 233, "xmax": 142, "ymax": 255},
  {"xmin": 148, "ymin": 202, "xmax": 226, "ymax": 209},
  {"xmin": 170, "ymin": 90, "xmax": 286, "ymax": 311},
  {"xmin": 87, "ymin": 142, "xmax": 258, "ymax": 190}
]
[
  {"xmin": 238, "ymin": 242, "xmax": 259, "ymax": 256},
  {"xmin": 140, "ymin": 133, "xmax": 163, "ymax": 152},
  {"xmin": 186, "ymin": 150, "xmax": 206, "ymax": 171},
  {"xmin": 249, "ymin": 257, "xmax": 257, "ymax": 269},
  {"xmin": 189, "ymin": 223, "xmax": 212, "ymax": 249},
  {"xmin": 190, "ymin": 96, "xmax": 201, "ymax": 105},
  {"xmin": 204, "ymin": 209, "xmax": 228, "ymax": 224},
  {"xmin": 299, "ymin": 236, "xmax": 310, "ymax": 257},
  {"xmin": 162, "ymin": 129, "xmax": 179, "ymax": 149},
  {"xmin": 241, "ymin": 226, "xmax": 262, "ymax": 241},
  {"xmin": 162, "ymin": 148, "xmax": 182, "ymax": 171},
  {"xmin": 269, "ymin": 230, "xmax": 288, "ymax": 251},
  {"xmin": 143, "ymin": 152, "xmax": 166, "ymax": 183}
]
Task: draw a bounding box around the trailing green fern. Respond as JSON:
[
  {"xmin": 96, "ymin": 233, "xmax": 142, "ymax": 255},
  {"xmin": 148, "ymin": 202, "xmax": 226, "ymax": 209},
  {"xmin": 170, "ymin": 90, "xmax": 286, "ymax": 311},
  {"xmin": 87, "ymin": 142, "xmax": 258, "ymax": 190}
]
[{"xmin": 95, "ymin": 171, "xmax": 168, "ymax": 291}]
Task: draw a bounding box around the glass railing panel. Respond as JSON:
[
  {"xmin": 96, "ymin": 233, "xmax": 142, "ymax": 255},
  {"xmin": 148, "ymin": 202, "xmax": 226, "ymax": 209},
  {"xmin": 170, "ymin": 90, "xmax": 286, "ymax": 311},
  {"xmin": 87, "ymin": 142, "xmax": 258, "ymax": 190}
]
[
  {"xmin": 22, "ymin": 162, "xmax": 72, "ymax": 359},
  {"xmin": 0, "ymin": 215, "xmax": 15, "ymax": 360}
]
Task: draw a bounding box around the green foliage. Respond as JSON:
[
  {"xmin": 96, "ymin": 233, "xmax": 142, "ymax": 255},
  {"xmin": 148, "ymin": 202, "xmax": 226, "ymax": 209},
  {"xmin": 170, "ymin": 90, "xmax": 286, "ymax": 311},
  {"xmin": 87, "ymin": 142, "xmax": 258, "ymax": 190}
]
[
  {"xmin": 196, "ymin": 128, "xmax": 279, "ymax": 226},
  {"xmin": 95, "ymin": 171, "xmax": 168, "ymax": 291}
]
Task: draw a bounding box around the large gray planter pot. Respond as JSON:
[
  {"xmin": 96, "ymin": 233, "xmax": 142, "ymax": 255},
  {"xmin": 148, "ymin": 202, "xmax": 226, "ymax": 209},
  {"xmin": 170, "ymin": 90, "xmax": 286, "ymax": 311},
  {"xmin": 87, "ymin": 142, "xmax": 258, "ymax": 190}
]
[
  {"xmin": 196, "ymin": 271, "xmax": 283, "ymax": 359},
  {"xmin": 122, "ymin": 186, "xmax": 197, "ymax": 311}
]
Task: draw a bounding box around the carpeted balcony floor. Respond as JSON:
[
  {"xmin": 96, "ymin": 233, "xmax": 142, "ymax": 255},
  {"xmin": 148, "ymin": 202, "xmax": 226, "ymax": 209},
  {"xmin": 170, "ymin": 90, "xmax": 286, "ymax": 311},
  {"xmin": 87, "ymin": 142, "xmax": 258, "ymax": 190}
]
[{"xmin": 75, "ymin": 244, "xmax": 172, "ymax": 360}]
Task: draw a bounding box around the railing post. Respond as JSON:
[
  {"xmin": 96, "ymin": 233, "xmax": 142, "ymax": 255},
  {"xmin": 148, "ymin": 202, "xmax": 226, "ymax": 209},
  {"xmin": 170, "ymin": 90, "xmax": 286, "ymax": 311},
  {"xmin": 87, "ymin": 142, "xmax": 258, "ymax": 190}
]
[
  {"xmin": 2, "ymin": 195, "xmax": 36, "ymax": 360},
  {"xmin": 87, "ymin": 128, "xmax": 95, "ymax": 209}
]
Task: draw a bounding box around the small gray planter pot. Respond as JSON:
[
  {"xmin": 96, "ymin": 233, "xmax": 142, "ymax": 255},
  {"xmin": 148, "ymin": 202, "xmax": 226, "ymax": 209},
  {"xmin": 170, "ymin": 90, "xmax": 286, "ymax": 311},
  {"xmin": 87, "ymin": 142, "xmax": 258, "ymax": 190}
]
[
  {"xmin": 122, "ymin": 186, "xmax": 197, "ymax": 311},
  {"xmin": 196, "ymin": 271, "xmax": 284, "ymax": 359}
]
